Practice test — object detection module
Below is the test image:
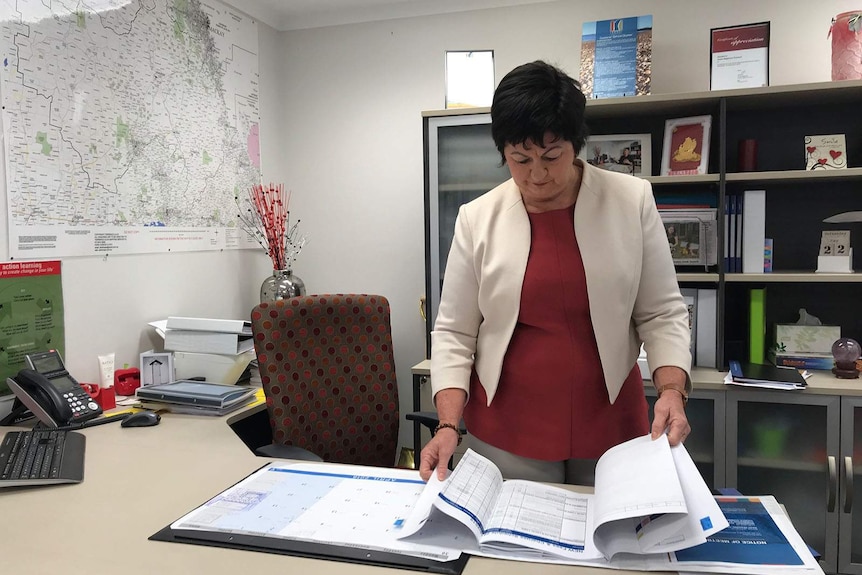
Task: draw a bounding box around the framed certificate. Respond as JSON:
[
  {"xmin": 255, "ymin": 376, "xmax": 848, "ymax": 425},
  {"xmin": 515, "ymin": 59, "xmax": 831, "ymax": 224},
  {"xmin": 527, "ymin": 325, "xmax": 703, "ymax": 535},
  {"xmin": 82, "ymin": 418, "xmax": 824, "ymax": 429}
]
[{"xmin": 710, "ymin": 22, "xmax": 770, "ymax": 90}]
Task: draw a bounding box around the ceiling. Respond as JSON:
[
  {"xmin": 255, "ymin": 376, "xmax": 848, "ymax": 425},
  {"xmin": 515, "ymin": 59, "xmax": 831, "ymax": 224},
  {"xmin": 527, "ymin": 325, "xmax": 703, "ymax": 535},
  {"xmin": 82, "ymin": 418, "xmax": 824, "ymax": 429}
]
[{"xmin": 236, "ymin": 0, "xmax": 553, "ymax": 31}]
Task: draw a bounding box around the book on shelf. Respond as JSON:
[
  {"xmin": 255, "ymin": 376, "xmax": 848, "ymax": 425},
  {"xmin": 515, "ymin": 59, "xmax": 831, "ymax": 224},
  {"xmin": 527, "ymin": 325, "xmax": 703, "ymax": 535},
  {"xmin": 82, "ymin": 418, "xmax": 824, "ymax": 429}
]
[
  {"xmin": 163, "ymin": 329, "xmax": 255, "ymax": 355},
  {"xmin": 681, "ymin": 288, "xmax": 698, "ymax": 355},
  {"xmin": 135, "ymin": 380, "xmax": 257, "ymax": 409},
  {"xmin": 398, "ymin": 434, "xmax": 729, "ymax": 566},
  {"xmin": 165, "ymin": 316, "xmax": 252, "ymax": 335},
  {"xmin": 727, "ymin": 360, "xmax": 807, "ymax": 390},
  {"xmin": 769, "ymin": 349, "xmax": 835, "ymax": 371}
]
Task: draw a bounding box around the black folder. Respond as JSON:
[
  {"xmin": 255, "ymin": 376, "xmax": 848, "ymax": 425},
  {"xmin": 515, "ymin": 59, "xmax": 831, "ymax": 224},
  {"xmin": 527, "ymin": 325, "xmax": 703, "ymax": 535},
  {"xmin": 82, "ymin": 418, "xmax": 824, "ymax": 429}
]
[
  {"xmin": 150, "ymin": 525, "xmax": 469, "ymax": 573},
  {"xmin": 728, "ymin": 360, "xmax": 807, "ymax": 388}
]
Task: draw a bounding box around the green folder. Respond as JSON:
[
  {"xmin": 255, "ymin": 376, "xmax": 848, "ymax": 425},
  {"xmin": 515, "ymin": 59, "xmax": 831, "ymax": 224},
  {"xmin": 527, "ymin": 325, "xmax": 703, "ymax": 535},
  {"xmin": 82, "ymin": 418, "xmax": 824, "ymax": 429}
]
[{"xmin": 749, "ymin": 288, "xmax": 766, "ymax": 364}]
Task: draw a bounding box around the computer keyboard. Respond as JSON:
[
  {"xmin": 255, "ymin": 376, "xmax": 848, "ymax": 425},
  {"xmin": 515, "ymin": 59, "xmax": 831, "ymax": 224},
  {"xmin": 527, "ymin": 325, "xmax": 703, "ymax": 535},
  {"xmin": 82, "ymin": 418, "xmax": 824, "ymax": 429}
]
[{"xmin": 0, "ymin": 429, "xmax": 85, "ymax": 488}]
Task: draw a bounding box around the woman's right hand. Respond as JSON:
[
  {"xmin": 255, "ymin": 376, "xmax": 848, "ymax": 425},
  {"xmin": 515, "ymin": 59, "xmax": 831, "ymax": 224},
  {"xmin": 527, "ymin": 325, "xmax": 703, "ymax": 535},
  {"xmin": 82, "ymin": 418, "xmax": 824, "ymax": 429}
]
[{"xmin": 418, "ymin": 426, "xmax": 460, "ymax": 481}]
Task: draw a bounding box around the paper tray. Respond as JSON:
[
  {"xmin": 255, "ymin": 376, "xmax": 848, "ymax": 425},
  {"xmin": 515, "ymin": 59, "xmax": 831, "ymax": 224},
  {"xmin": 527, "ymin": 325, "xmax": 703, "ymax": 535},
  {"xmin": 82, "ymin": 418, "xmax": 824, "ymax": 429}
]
[{"xmin": 150, "ymin": 524, "xmax": 469, "ymax": 574}]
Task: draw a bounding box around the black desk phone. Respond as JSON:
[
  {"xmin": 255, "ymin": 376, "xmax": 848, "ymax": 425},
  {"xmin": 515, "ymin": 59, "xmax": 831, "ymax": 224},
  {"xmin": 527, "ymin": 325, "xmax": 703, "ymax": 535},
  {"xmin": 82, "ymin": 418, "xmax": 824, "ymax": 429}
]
[{"xmin": 5, "ymin": 350, "xmax": 103, "ymax": 426}]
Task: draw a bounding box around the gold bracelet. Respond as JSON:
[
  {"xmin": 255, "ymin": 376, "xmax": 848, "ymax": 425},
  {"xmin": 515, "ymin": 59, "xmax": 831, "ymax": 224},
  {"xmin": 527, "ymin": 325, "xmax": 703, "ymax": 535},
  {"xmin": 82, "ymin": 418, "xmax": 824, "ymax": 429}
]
[
  {"xmin": 656, "ymin": 384, "xmax": 689, "ymax": 405},
  {"xmin": 434, "ymin": 422, "xmax": 463, "ymax": 445}
]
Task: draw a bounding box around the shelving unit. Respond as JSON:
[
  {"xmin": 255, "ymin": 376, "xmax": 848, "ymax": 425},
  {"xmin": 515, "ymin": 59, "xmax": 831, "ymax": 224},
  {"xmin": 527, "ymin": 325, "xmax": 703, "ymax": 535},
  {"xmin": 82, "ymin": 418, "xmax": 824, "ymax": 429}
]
[{"xmin": 422, "ymin": 80, "xmax": 862, "ymax": 575}]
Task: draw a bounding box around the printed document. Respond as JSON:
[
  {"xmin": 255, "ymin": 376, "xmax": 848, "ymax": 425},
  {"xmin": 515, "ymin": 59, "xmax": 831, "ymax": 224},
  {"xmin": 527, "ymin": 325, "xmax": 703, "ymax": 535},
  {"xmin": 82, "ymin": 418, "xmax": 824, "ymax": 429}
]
[{"xmin": 399, "ymin": 434, "xmax": 728, "ymax": 563}]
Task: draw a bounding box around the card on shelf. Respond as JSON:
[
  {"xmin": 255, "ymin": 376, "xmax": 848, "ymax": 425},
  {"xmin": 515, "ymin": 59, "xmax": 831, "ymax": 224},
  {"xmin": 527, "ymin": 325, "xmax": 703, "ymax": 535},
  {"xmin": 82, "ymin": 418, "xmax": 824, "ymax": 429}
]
[{"xmin": 804, "ymin": 134, "xmax": 847, "ymax": 170}]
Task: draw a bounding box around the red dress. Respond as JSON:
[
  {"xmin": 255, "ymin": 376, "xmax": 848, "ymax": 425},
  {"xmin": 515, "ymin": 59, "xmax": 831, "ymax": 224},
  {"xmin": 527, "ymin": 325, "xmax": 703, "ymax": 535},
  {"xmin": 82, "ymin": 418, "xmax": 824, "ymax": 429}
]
[{"xmin": 463, "ymin": 205, "xmax": 649, "ymax": 460}]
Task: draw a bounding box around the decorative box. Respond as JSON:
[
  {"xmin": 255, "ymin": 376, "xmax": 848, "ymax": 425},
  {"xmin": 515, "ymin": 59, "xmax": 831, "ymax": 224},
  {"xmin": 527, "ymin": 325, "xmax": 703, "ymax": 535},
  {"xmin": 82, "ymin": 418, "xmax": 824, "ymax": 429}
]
[{"xmin": 774, "ymin": 324, "xmax": 841, "ymax": 355}]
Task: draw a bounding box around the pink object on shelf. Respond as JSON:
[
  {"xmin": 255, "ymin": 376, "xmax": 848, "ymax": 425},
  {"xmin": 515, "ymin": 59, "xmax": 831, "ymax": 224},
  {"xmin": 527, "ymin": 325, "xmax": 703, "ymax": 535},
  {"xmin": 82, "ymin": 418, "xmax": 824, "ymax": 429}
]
[{"xmin": 830, "ymin": 11, "xmax": 862, "ymax": 80}]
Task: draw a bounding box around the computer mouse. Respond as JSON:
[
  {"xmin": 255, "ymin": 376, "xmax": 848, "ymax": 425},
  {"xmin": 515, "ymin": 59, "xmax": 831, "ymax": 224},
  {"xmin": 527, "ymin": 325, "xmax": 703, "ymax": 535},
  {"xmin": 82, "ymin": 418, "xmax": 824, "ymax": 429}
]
[{"xmin": 121, "ymin": 411, "xmax": 161, "ymax": 428}]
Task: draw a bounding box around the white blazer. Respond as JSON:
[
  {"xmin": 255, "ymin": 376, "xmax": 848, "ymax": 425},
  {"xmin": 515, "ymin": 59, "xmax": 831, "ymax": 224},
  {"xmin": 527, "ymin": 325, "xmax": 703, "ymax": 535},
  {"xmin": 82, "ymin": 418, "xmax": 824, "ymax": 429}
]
[{"xmin": 431, "ymin": 159, "xmax": 692, "ymax": 406}]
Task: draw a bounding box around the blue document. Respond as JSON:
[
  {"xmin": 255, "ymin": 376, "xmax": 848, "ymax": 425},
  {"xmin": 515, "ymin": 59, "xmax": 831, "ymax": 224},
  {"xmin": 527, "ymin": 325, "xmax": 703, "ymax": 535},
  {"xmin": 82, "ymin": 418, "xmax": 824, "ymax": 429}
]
[{"xmin": 674, "ymin": 497, "xmax": 804, "ymax": 565}]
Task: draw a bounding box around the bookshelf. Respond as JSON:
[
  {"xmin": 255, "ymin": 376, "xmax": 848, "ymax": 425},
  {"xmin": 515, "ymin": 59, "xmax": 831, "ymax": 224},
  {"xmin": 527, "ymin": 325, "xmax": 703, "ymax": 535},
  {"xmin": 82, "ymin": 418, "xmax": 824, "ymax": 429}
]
[{"xmin": 423, "ymin": 81, "xmax": 862, "ymax": 574}]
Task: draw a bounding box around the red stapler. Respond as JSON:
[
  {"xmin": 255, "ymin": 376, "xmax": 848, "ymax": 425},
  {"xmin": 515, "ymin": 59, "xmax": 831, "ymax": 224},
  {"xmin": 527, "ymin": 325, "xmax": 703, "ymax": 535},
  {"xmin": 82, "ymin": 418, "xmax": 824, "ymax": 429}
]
[{"xmin": 114, "ymin": 367, "xmax": 141, "ymax": 396}]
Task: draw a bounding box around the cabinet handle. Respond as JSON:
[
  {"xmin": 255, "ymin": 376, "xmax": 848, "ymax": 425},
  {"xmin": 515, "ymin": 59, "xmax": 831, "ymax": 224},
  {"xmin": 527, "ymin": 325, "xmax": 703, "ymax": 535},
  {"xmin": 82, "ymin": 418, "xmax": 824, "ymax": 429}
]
[
  {"xmin": 828, "ymin": 456, "xmax": 837, "ymax": 513},
  {"xmin": 845, "ymin": 456, "xmax": 854, "ymax": 514}
]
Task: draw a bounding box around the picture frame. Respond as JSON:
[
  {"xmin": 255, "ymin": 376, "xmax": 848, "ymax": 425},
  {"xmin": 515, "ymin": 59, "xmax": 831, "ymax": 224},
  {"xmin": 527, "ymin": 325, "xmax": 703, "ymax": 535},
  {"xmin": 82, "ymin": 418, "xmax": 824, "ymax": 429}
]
[
  {"xmin": 661, "ymin": 115, "xmax": 712, "ymax": 176},
  {"xmin": 584, "ymin": 133, "xmax": 652, "ymax": 176},
  {"xmin": 140, "ymin": 350, "xmax": 175, "ymax": 388},
  {"xmin": 662, "ymin": 218, "xmax": 706, "ymax": 265}
]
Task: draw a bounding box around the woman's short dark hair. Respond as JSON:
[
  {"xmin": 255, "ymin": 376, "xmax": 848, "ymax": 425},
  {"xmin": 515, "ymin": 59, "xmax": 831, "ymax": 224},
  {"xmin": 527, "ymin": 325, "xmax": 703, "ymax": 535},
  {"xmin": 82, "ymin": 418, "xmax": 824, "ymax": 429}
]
[{"xmin": 491, "ymin": 60, "xmax": 588, "ymax": 162}]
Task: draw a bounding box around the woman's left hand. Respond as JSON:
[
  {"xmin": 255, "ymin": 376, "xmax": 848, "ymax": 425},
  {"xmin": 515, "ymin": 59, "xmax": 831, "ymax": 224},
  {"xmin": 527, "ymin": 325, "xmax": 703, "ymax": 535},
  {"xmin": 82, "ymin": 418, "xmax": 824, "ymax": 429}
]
[
  {"xmin": 651, "ymin": 391, "xmax": 690, "ymax": 445},
  {"xmin": 650, "ymin": 366, "xmax": 691, "ymax": 445}
]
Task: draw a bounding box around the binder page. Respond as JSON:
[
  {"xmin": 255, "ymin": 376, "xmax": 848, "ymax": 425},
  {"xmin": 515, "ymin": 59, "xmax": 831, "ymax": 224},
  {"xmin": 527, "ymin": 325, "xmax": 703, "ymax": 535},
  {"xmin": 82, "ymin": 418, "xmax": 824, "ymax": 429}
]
[
  {"xmin": 170, "ymin": 462, "xmax": 461, "ymax": 562},
  {"xmin": 592, "ymin": 435, "xmax": 688, "ymax": 557},
  {"xmin": 479, "ymin": 479, "xmax": 597, "ymax": 559},
  {"xmin": 431, "ymin": 449, "xmax": 604, "ymax": 560},
  {"xmin": 593, "ymin": 434, "xmax": 686, "ymax": 526},
  {"xmin": 635, "ymin": 440, "xmax": 728, "ymax": 553}
]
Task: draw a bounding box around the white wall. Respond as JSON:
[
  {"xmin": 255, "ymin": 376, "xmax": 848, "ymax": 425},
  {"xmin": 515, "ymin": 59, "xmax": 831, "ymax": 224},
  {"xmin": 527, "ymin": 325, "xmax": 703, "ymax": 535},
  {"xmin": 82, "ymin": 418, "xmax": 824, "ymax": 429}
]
[
  {"xmin": 1, "ymin": 0, "xmax": 858, "ymax": 449},
  {"xmin": 0, "ymin": 22, "xmax": 281, "ymax": 389}
]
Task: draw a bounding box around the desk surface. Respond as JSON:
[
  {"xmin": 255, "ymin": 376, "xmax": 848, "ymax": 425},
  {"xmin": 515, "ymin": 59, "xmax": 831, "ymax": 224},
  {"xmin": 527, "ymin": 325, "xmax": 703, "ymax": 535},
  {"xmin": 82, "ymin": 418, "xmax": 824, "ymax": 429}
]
[{"xmin": 0, "ymin": 409, "xmax": 673, "ymax": 575}]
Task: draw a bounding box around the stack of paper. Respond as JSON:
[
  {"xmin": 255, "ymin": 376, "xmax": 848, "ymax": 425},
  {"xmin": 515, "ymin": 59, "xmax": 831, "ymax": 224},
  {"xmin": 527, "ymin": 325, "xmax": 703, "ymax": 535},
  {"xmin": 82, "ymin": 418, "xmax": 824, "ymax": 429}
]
[{"xmin": 147, "ymin": 317, "xmax": 257, "ymax": 383}]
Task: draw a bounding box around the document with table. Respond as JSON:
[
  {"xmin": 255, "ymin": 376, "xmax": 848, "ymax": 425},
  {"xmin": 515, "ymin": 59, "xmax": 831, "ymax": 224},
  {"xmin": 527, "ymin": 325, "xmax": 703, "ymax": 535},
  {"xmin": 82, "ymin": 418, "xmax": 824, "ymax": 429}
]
[
  {"xmin": 158, "ymin": 433, "xmax": 823, "ymax": 574},
  {"xmin": 399, "ymin": 434, "xmax": 729, "ymax": 565}
]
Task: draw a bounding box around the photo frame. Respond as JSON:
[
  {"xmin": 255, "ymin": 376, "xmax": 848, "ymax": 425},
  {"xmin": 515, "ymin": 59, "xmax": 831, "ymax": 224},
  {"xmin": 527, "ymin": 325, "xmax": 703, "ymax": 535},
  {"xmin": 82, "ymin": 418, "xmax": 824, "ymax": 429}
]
[
  {"xmin": 445, "ymin": 50, "xmax": 494, "ymax": 109},
  {"xmin": 662, "ymin": 219, "xmax": 706, "ymax": 265},
  {"xmin": 140, "ymin": 350, "xmax": 175, "ymax": 387},
  {"xmin": 661, "ymin": 115, "xmax": 712, "ymax": 176},
  {"xmin": 584, "ymin": 134, "xmax": 652, "ymax": 176}
]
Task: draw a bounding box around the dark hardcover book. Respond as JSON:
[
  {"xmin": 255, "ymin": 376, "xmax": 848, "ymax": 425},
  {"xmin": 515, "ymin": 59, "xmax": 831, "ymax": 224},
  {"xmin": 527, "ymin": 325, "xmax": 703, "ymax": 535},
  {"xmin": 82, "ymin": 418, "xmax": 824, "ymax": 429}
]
[{"xmin": 729, "ymin": 360, "xmax": 807, "ymax": 387}]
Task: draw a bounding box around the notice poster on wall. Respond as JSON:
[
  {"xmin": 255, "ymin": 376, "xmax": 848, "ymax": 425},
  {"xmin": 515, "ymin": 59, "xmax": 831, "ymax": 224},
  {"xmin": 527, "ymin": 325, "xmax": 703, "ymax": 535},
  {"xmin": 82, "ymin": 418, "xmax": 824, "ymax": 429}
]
[
  {"xmin": 0, "ymin": 261, "xmax": 65, "ymax": 398},
  {"xmin": 710, "ymin": 22, "xmax": 770, "ymax": 90},
  {"xmin": 580, "ymin": 15, "xmax": 652, "ymax": 99}
]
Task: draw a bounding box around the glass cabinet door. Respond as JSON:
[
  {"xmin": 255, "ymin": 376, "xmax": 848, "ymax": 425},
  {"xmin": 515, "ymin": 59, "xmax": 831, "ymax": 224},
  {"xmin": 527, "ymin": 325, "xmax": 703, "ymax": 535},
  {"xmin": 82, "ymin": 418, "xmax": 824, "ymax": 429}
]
[
  {"xmin": 840, "ymin": 397, "xmax": 862, "ymax": 574},
  {"xmin": 424, "ymin": 114, "xmax": 510, "ymax": 351},
  {"xmin": 727, "ymin": 391, "xmax": 840, "ymax": 574}
]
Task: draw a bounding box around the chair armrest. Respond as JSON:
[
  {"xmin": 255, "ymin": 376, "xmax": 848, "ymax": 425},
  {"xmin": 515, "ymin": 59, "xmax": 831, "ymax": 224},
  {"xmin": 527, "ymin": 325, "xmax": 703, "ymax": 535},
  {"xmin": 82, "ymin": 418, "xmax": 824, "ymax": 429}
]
[
  {"xmin": 255, "ymin": 443, "xmax": 324, "ymax": 461},
  {"xmin": 405, "ymin": 411, "xmax": 467, "ymax": 435}
]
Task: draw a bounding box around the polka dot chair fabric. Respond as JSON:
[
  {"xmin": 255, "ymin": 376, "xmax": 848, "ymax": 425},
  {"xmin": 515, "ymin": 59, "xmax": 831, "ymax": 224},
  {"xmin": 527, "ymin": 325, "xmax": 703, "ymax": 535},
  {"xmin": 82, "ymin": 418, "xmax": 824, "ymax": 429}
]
[{"xmin": 251, "ymin": 294, "xmax": 400, "ymax": 468}]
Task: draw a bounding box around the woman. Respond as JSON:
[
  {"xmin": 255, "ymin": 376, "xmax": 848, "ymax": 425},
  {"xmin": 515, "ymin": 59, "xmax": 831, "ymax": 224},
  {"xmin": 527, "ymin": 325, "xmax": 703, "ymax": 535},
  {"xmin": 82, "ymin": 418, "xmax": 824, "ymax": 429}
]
[{"xmin": 420, "ymin": 61, "xmax": 691, "ymax": 484}]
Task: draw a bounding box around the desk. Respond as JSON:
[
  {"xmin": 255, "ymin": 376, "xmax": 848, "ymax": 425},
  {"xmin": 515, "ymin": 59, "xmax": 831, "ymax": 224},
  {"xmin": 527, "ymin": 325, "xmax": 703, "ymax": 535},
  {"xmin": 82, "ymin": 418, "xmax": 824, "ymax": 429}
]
[{"xmin": 0, "ymin": 408, "xmax": 672, "ymax": 575}]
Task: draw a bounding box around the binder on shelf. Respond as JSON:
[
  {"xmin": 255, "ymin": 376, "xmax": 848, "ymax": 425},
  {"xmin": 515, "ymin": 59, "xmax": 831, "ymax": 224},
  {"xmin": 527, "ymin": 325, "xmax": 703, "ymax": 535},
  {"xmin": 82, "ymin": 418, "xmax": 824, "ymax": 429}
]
[
  {"xmin": 695, "ymin": 288, "xmax": 717, "ymax": 368},
  {"xmin": 165, "ymin": 316, "xmax": 252, "ymax": 335},
  {"xmin": 733, "ymin": 194, "xmax": 743, "ymax": 272},
  {"xmin": 728, "ymin": 360, "xmax": 807, "ymax": 389},
  {"xmin": 163, "ymin": 329, "xmax": 255, "ymax": 355},
  {"xmin": 742, "ymin": 190, "xmax": 767, "ymax": 273},
  {"xmin": 749, "ymin": 288, "xmax": 767, "ymax": 364}
]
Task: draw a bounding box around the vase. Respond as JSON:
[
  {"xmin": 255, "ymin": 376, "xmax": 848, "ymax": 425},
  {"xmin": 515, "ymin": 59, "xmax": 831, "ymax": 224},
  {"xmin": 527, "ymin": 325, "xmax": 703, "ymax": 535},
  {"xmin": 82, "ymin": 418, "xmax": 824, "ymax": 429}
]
[
  {"xmin": 260, "ymin": 269, "xmax": 306, "ymax": 303},
  {"xmin": 831, "ymin": 11, "xmax": 862, "ymax": 80}
]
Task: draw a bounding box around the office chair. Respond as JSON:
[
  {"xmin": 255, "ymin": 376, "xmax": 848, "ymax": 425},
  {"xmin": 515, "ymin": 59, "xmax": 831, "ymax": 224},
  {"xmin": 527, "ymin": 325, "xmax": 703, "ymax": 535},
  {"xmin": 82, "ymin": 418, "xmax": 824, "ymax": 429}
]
[{"xmin": 252, "ymin": 294, "xmax": 419, "ymax": 467}]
